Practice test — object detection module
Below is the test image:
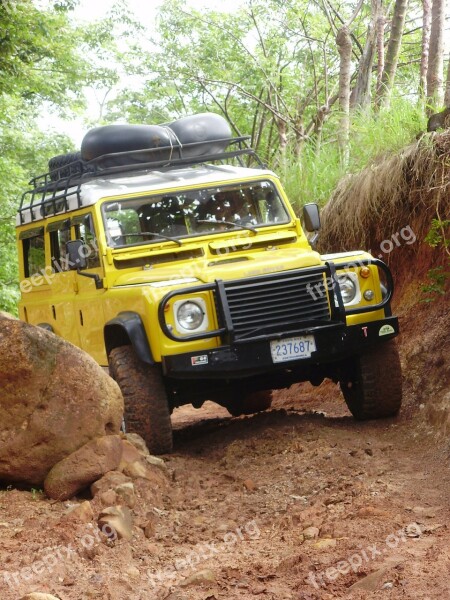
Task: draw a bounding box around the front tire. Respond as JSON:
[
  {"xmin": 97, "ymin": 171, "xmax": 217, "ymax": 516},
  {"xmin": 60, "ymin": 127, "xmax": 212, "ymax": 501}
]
[
  {"xmin": 109, "ymin": 345, "xmax": 173, "ymax": 454},
  {"xmin": 340, "ymin": 340, "xmax": 402, "ymax": 420}
]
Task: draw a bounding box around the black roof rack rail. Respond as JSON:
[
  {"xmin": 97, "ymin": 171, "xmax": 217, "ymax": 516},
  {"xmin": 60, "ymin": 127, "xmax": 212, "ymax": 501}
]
[{"xmin": 18, "ymin": 136, "xmax": 265, "ymax": 224}]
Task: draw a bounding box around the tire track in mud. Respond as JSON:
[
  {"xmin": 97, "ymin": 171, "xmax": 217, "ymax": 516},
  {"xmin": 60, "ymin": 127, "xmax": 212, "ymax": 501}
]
[{"xmin": 157, "ymin": 389, "xmax": 450, "ymax": 600}]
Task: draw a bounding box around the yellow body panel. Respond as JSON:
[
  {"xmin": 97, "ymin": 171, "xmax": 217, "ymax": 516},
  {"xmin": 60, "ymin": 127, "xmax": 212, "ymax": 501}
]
[{"xmin": 17, "ymin": 173, "xmax": 390, "ymax": 366}]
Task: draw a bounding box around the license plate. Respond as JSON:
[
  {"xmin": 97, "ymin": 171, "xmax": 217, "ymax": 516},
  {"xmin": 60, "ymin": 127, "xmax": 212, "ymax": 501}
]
[{"xmin": 270, "ymin": 335, "xmax": 316, "ymax": 363}]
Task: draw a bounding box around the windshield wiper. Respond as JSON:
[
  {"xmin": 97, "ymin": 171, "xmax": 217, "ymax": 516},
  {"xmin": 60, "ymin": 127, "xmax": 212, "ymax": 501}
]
[
  {"xmin": 196, "ymin": 219, "xmax": 257, "ymax": 234},
  {"xmin": 120, "ymin": 232, "xmax": 183, "ymax": 246}
]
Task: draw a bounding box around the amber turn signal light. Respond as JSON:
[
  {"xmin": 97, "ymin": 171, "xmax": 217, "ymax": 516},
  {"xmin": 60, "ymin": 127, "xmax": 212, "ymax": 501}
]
[{"xmin": 359, "ymin": 266, "xmax": 371, "ymax": 278}]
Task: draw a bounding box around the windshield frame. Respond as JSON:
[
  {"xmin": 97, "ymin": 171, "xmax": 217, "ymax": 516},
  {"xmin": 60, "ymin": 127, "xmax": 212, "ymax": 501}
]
[{"xmin": 101, "ymin": 179, "xmax": 292, "ymax": 249}]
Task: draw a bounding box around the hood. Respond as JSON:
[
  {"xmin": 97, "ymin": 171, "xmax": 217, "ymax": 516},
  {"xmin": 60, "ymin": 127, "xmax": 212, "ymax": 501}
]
[{"xmin": 112, "ymin": 247, "xmax": 323, "ymax": 289}]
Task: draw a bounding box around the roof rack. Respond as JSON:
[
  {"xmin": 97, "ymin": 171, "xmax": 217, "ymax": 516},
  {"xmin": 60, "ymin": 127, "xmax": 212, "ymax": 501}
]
[{"xmin": 18, "ymin": 136, "xmax": 265, "ymax": 225}]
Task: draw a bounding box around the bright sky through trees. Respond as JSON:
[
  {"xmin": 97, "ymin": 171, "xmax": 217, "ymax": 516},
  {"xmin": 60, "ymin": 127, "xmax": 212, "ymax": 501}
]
[
  {"xmin": 40, "ymin": 0, "xmax": 243, "ymax": 142},
  {"xmin": 74, "ymin": 0, "xmax": 241, "ymax": 21},
  {"xmin": 2, "ymin": 0, "xmax": 448, "ymax": 313}
]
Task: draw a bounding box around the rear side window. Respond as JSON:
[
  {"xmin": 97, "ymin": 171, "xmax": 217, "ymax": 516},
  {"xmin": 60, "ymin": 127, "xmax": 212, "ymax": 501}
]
[
  {"xmin": 21, "ymin": 228, "xmax": 45, "ymax": 278},
  {"xmin": 48, "ymin": 219, "xmax": 71, "ymax": 272}
]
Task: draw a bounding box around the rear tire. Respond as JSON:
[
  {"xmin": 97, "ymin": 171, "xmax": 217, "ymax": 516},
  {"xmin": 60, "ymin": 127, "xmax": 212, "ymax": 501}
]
[
  {"xmin": 226, "ymin": 390, "xmax": 273, "ymax": 417},
  {"xmin": 340, "ymin": 340, "xmax": 402, "ymax": 420},
  {"xmin": 109, "ymin": 345, "xmax": 173, "ymax": 454}
]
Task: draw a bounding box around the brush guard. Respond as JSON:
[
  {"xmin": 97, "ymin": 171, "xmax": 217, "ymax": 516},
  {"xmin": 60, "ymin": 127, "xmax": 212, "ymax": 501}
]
[{"xmin": 158, "ymin": 258, "xmax": 394, "ymax": 344}]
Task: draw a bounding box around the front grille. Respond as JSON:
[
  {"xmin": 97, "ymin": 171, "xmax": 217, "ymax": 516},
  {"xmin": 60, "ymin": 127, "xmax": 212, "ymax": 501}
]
[{"xmin": 222, "ymin": 269, "xmax": 331, "ymax": 340}]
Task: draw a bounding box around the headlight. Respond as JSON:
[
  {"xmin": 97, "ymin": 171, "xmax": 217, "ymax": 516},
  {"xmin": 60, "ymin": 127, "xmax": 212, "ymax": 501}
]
[
  {"xmin": 176, "ymin": 300, "xmax": 205, "ymax": 331},
  {"xmin": 338, "ymin": 275, "xmax": 357, "ymax": 304}
]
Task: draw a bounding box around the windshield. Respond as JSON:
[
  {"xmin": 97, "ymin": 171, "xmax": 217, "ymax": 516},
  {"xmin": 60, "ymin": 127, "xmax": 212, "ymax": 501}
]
[{"xmin": 102, "ymin": 180, "xmax": 290, "ymax": 248}]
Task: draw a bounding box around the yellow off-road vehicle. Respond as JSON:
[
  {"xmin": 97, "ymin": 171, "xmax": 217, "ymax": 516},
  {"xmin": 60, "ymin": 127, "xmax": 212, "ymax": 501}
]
[{"xmin": 16, "ymin": 113, "xmax": 402, "ymax": 453}]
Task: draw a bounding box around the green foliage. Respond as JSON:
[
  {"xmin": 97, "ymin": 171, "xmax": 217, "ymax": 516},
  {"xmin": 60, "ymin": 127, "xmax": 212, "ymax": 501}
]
[
  {"xmin": 30, "ymin": 487, "xmax": 44, "ymax": 501},
  {"xmin": 0, "ymin": 0, "xmax": 124, "ymax": 313},
  {"xmin": 420, "ymin": 264, "xmax": 450, "ymax": 301},
  {"xmin": 277, "ymin": 144, "xmax": 343, "ymax": 212},
  {"xmin": 0, "ymin": 0, "xmax": 119, "ymax": 109},
  {"xmin": 424, "ymin": 218, "xmax": 450, "ymax": 250},
  {"xmin": 105, "ymin": 0, "xmax": 430, "ymax": 158},
  {"xmin": 104, "ymin": 0, "xmax": 430, "ymax": 214},
  {"xmin": 106, "ymin": 0, "xmax": 341, "ymax": 158},
  {"xmin": 0, "ymin": 95, "xmax": 76, "ymax": 313},
  {"xmin": 421, "ymin": 218, "xmax": 450, "ymax": 301},
  {"xmin": 0, "ymin": 0, "xmax": 444, "ymax": 315},
  {"xmin": 280, "ymin": 99, "xmax": 426, "ymax": 210},
  {"xmin": 349, "ymin": 101, "xmax": 426, "ymax": 170}
]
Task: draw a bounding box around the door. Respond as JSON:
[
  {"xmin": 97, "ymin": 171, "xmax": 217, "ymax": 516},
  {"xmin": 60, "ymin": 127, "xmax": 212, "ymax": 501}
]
[{"xmin": 71, "ymin": 213, "xmax": 107, "ymax": 365}]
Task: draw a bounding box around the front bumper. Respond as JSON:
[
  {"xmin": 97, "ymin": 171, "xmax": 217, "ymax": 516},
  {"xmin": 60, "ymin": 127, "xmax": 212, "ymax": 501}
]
[{"xmin": 162, "ymin": 316, "xmax": 399, "ymax": 379}]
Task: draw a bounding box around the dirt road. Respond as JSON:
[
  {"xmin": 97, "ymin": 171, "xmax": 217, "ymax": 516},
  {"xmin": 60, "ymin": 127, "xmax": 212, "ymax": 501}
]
[{"xmin": 1, "ymin": 380, "xmax": 449, "ymax": 600}]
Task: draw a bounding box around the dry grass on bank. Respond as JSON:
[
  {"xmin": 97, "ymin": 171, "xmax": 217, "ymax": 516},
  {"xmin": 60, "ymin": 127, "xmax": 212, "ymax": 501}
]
[
  {"xmin": 318, "ymin": 132, "xmax": 450, "ymax": 420},
  {"xmin": 319, "ymin": 131, "xmax": 450, "ymax": 255}
]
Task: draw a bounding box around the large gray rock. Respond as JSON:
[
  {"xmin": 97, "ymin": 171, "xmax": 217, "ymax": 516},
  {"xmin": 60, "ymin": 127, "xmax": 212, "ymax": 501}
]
[{"xmin": 0, "ymin": 314, "xmax": 124, "ymax": 485}]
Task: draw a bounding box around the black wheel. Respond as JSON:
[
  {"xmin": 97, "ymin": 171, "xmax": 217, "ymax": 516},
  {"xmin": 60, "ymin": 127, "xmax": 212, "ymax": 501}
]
[
  {"xmin": 109, "ymin": 345, "xmax": 173, "ymax": 454},
  {"xmin": 48, "ymin": 152, "xmax": 84, "ymax": 181},
  {"xmin": 226, "ymin": 390, "xmax": 273, "ymax": 417},
  {"xmin": 340, "ymin": 340, "xmax": 402, "ymax": 420}
]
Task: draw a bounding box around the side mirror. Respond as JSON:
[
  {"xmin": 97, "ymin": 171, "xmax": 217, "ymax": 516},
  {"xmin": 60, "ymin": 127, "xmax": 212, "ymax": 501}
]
[
  {"xmin": 302, "ymin": 203, "xmax": 321, "ymax": 232},
  {"xmin": 66, "ymin": 240, "xmax": 87, "ymax": 270},
  {"xmin": 66, "ymin": 240, "xmax": 104, "ymax": 289}
]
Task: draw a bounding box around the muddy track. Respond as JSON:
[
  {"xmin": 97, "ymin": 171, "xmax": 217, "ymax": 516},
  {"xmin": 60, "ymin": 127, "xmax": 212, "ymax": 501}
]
[
  {"xmin": 164, "ymin": 389, "xmax": 450, "ymax": 600},
  {"xmin": 1, "ymin": 382, "xmax": 449, "ymax": 600}
]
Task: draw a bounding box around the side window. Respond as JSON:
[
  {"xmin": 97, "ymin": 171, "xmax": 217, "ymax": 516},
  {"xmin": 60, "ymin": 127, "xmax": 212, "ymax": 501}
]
[
  {"xmin": 74, "ymin": 214, "xmax": 100, "ymax": 269},
  {"xmin": 49, "ymin": 220, "xmax": 71, "ymax": 272},
  {"xmin": 22, "ymin": 229, "xmax": 45, "ymax": 278}
]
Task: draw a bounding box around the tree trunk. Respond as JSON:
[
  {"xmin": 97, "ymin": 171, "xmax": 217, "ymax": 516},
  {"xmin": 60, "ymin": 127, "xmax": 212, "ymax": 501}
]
[
  {"xmin": 336, "ymin": 26, "xmax": 352, "ymax": 166},
  {"xmin": 293, "ymin": 115, "xmax": 305, "ymax": 157},
  {"xmin": 375, "ymin": 11, "xmax": 386, "ymax": 101},
  {"xmin": 418, "ymin": 0, "xmax": 432, "ymax": 102},
  {"xmin": 426, "ymin": 0, "xmax": 445, "ymax": 111},
  {"xmin": 352, "ymin": 25, "xmax": 376, "ymax": 109},
  {"xmin": 352, "ymin": 0, "xmax": 382, "ymax": 109},
  {"xmin": 276, "ymin": 117, "xmax": 288, "ymax": 154},
  {"xmin": 375, "ymin": 0, "xmax": 409, "ymax": 108},
  {"xmin": 445, "ymin": 56, "xmax": 450, "ymax": 108},
  {"xmin": 312, "ymin": 105, "xmax": 330, "ymax": 154}
]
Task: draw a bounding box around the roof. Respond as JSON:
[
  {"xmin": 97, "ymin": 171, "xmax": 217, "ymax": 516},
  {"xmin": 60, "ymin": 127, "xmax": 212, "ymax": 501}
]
[{"xmin": 16, "ymin": 163, "xmax": 276, "ymax": 227}]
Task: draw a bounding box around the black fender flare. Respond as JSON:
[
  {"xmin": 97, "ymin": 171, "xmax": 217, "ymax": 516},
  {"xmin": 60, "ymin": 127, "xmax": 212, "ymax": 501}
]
[{"xmin": 104, "ymin": 311, "xmax": 154, "ymax": 364}]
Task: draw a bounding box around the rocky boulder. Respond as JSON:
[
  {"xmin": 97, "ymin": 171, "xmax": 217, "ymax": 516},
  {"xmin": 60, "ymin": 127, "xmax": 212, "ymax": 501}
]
[
  {"xmin": 0, "ymin": 314, "xmax": 123, "ymax": 485},
  {"xmin": 44, "ymin": 435, "xmax": 123, "ymax": 500}
]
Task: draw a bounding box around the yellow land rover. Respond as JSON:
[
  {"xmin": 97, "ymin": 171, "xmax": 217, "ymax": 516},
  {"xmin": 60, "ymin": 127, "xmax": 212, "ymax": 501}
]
[{"xmin": 16, "ymin": 113, "xmax": 402, "ymax": 454}]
